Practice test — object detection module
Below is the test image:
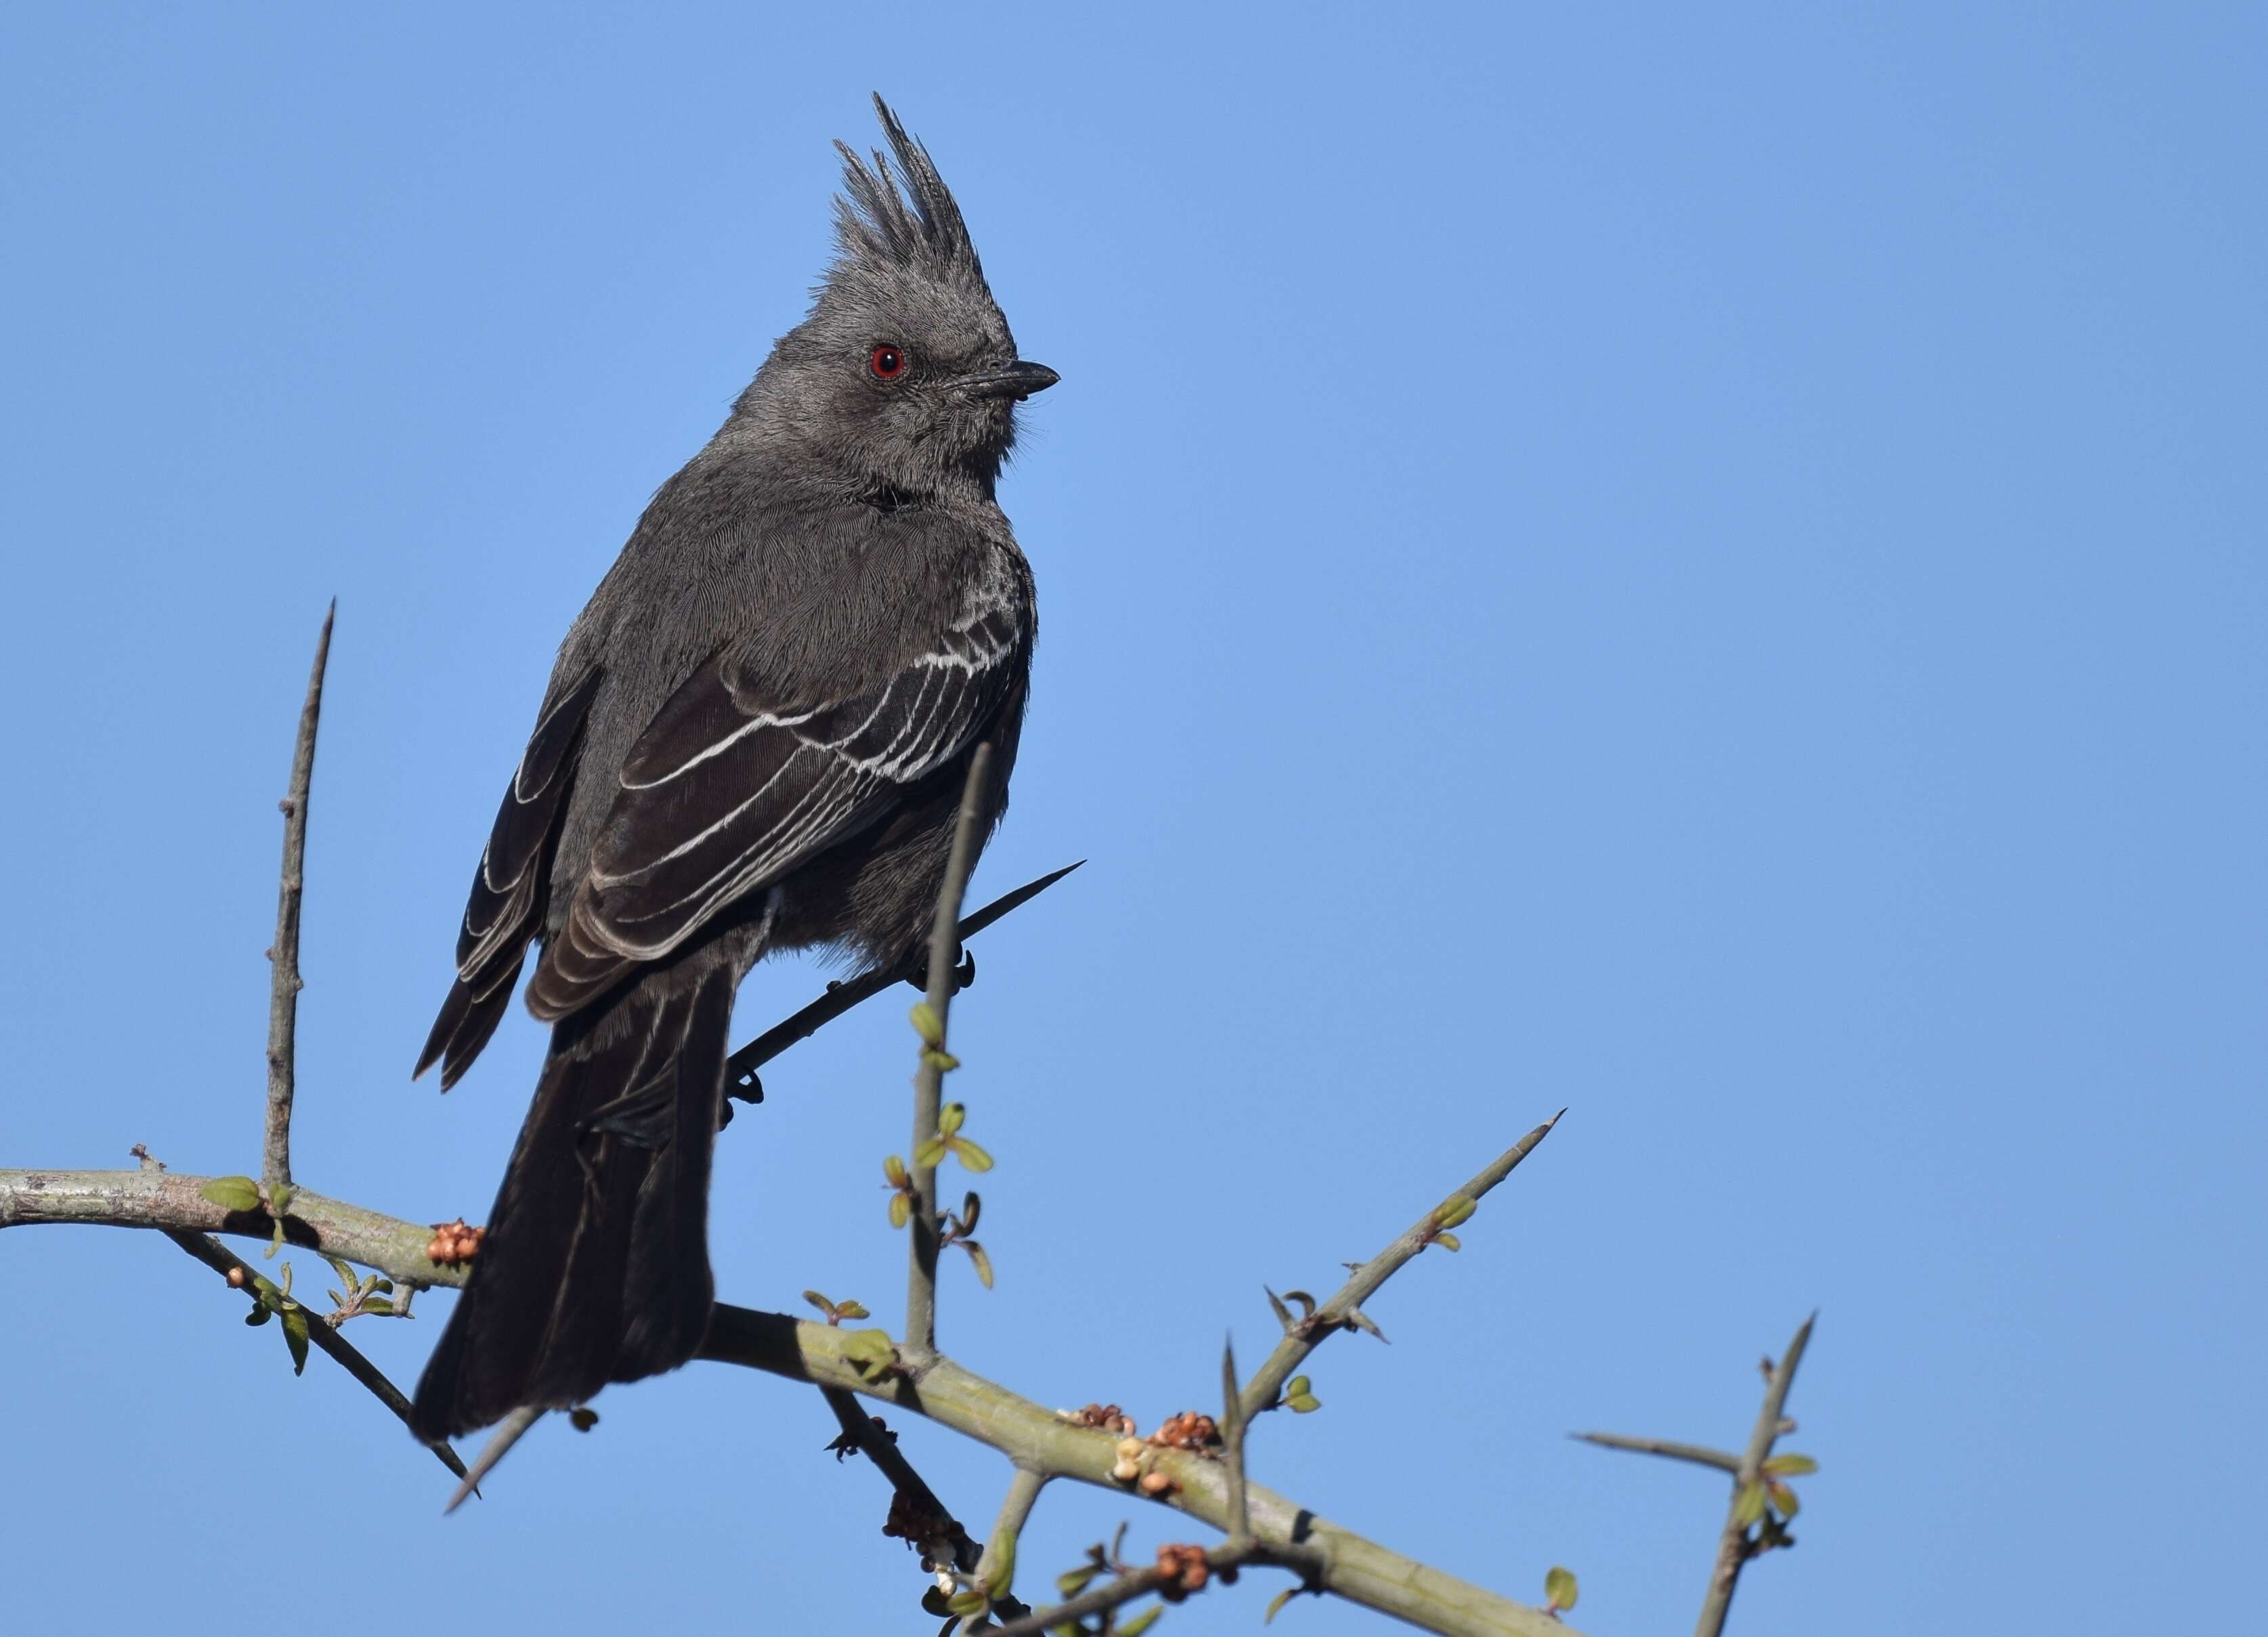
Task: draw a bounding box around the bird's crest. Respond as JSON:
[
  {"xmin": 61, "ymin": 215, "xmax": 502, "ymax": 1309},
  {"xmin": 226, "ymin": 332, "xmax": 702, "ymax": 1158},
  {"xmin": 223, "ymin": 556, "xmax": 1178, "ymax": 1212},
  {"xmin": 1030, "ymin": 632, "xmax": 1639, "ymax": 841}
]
[{"xmin": 830, "ymin": 95, "xmax": 984, "ymax": 285}]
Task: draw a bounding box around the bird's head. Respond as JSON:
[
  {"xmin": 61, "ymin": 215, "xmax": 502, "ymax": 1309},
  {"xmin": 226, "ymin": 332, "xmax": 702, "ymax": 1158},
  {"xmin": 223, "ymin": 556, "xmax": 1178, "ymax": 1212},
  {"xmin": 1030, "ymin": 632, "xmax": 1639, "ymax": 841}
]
[{"xmin": 740, "ymin": 97, "xmax": 1056, "ymax": 503}]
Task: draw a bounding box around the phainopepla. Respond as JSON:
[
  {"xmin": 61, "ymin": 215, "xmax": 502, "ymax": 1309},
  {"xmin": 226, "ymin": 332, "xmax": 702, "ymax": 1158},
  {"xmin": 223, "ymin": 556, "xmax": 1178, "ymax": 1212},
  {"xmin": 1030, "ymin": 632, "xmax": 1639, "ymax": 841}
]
[{"xmin": 407, "ymin": 97, "xmax": 1054, "ymax": 1443}]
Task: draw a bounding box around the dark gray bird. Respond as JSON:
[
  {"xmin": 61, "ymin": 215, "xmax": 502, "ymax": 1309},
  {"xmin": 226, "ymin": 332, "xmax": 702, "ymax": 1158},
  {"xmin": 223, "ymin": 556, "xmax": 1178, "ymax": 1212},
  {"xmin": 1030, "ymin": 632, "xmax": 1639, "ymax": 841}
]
[{"xmin": 408, "ymin": 98, "xmax": 1053, "ymax": 1443}]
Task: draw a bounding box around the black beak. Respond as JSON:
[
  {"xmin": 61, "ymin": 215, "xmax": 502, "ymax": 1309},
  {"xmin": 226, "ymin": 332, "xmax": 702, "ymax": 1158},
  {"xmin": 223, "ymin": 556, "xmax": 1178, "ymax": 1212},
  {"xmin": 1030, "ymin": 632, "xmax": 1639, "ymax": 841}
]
[{"xmin": 960, "ymin": 360, "xmax": 1061, "ymax": 401}]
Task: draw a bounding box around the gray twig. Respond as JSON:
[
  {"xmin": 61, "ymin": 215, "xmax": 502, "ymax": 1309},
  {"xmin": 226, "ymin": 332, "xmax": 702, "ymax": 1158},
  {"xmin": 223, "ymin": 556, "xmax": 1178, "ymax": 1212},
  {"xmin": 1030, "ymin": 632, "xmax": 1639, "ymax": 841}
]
[
  {"xmin": 905, "ymin": 744, "xmax": 995, "ymax": 1359},
  {"xmin": 447, "ymin": 1404, "xmax": 544, "ymax": 1512},
  {"xmin": 263, "ymin": 602, "xmax": 333, "ymax": 1198},
  {"xmin": 1221, "ymin": 1335, "xmax": 1251, "ymax": 1542},
  {"xmin": 974, "ymin": 1464, "xmax": 1048, "ymax": 1615},
  {"xmin": 1695, "ymin": 1313, "xmax": 1816, "ymax": 1637},
  {"xmin": 1572, "ymin": 1432, "xmax": 1742, "ymax": 1474},
  {"xmin": 1240, "ymin": 1111, "xmax": 1562, "ymax": 1421}
]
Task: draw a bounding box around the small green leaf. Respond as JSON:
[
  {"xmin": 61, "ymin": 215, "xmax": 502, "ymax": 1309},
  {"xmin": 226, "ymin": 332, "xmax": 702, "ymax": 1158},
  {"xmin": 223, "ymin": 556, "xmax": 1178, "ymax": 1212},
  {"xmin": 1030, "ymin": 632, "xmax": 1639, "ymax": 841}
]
[
  {"xmin": 910, "ymin": 1002, "xmax": 945, "ymax": 1046},
  {"xmin": 324, "ymin": 1254, "xmax": 359, "ymax": 1293},
  {"xmin": 361, "ymin": 1296, "xmax": 393, "ymax": 1315},
  {"xmin": 924, "ymin": 1050, "xmax": 961, "ymax": 1073},
  {"xmin": 947, "ymin": 1136, "xmax": 993, "ymax": 1174},
  {"xmin": 368, "ymin": 1277, "xmax": 392, "ymax": 1295},
  {"xmin": 1432, "ymin": 1232, "xmax": 1461, "ymax": 1252},
  {"xmin": 965, "ymin": 1241, "xmax": 993, "ymax": 1289},
  {"xmin": 1118, "ymin": 1606, "xmax": 1163, "ymax": 1637},
  {"xmin": 1264, "ymin": 1588, "xmax": 1297, "ymax": 1625},
  {"xmin": 200, "ymin": 1176, "xmax": 261, "ymax": 1213},
  {"xmin": 889, "ymin": 1193, "xmax": 912, "ymax": 1230},
  {"xmin": 1282, "ymin": 1290, "xmax": 1317, "ymax": 1318},
  {"xmin": 325, "ymin": 1290, "xmax": 346, "ymax": 1308},
  {"xmin": 1761, "ymin": 1453, "xmax": 1818, "ymax": 1477},
  {"xmin": 1056, "ymin": 1567, "xmax": 1100, "ymax": 1598},
  {"xmin": 945, "ymin": 1589, "xmax": 989, "ymax": 1617},
  {"xmin": 1286, "ymin": 1375, "xmax": 1310, "ymax": 1397},
  {"xmin": 1732, "ymin": 1480, "xmax": 1768, "ymax": 1527},
  {"xmin": 1435, "ymin": 1193, "xmax": 1477, "ymax": 1229},
  {"xmin": 1287, "ymin": 1392, "xmax": 1321, "ymax": 1413},
  {"xmin": 265, "ymin": 1213, "xmax": 285, "ymax": 1258},
  {"xmin": 921, "ymin": 1588, "xmax": 954, "ymax": 1617},
  {"xmin": 939, "ymin": 1101, "xmax": 966, "ymax": 1136},
  {"xmin": 803, "ymin": 1290, "xmax": 834, "ymax": 1315},
  {"xmin": 244, "ymin": 1304, "xmax": 272, "ymax": 1327},
  {"xmin": 1767, "ymin": 1481, "xmax": 1801, "ymax": 1518},
  {"xmin": 914, "ymin": 1136, "xmax": 949, "ymax": 1170},
  {"xmin": 833, "ymin": 1300, "xmax": 868, "ymax": 1320},
  {"xmin": 268, "ymin": 1183, "xmax": 295, "ymax": 1218},
  {"xmin": 884, "ymin": 1153, "xmax": 910, "ymax": 1187},
  {"xmin": 280, "ymin": 1307, "xmax": 311, "ymax": 1375},
  {"xmin": 1543, "ymin": 1565, "xmax": 1579, "ymax": 1611}
]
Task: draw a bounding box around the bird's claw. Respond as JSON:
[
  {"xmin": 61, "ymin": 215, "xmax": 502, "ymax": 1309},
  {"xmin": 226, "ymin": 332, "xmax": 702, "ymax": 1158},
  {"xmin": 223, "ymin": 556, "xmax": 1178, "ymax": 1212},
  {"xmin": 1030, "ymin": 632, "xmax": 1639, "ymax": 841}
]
[{"xmin": 901, "ymin": 946, "xmax": 977, "ymax": 993}]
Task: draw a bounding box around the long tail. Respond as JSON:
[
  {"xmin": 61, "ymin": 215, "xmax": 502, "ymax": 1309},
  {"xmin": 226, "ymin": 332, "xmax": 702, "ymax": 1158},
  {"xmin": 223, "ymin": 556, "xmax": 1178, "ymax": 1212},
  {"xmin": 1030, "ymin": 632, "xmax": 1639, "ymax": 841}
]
[{"xmin": 410, "ymin": 942, "xmax": 741, "ymax": 1443}]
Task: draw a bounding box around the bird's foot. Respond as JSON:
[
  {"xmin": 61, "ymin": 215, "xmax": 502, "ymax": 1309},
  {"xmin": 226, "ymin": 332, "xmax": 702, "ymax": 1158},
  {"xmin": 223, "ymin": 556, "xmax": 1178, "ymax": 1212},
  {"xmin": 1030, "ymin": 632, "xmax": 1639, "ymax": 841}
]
[{"xmin": 900, "ymin": 945, "xmax": 977, "ymax": 994}]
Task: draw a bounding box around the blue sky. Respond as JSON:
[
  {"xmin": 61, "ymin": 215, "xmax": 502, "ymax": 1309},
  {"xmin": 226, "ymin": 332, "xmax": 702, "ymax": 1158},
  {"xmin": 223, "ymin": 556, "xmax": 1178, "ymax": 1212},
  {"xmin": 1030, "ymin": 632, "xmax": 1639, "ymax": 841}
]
[{"xmin": 3, "ymin": 5, "xmax": 2261, "ymax": 1634}]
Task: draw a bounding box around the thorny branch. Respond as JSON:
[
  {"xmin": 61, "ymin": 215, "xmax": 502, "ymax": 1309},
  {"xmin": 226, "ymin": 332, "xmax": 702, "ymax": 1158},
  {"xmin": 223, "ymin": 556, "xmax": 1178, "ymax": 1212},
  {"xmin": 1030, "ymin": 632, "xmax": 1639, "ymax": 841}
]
[
  {"xmin": 1239, "ymin": 1110, "xmax": 1563, "ymax": 1422},
  {"xmin": 1, "ymin": 1163, "xmax": 1575, "ymax": 1637},
  {"xmin": 1695, "ymin": 1315, "xmax": 1816, "ymax": 1637}
]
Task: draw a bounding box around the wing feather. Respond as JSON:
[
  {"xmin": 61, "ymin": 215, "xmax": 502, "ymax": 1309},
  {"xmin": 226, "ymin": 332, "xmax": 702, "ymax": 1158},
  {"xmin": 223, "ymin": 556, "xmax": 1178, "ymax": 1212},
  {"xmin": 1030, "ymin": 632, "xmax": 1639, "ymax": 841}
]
[{"xmin": 527, "ymin": 601, "xmax": 1020, "ymax": 1021}]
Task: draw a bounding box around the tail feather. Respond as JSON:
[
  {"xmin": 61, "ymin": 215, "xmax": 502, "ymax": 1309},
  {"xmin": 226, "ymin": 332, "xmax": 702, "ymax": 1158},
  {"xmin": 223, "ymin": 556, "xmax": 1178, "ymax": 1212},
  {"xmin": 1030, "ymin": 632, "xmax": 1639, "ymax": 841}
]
[{"xmin": 410, "ymin": 947, "xmax": 739, "ymax": 1443}]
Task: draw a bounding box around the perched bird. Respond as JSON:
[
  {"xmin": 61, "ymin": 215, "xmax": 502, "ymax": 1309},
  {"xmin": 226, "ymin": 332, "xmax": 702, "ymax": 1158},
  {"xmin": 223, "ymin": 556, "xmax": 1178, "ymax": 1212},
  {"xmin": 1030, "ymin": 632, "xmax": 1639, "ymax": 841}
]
[{"xmin": 408, "ymin": 97, "xmax": 1054, "ymax": 1443}]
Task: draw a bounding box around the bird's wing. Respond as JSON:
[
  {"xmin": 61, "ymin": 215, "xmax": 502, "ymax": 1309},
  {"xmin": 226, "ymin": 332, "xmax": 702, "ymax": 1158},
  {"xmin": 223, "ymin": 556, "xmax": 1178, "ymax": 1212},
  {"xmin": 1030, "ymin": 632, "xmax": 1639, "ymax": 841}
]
[
  {"xmin": 416, "ymin": 666, "xmax": 604, "ymax": 1088},
  {"xmin": 527, "ymin": 595, "xmax": 1023, "ymax": 1019}
]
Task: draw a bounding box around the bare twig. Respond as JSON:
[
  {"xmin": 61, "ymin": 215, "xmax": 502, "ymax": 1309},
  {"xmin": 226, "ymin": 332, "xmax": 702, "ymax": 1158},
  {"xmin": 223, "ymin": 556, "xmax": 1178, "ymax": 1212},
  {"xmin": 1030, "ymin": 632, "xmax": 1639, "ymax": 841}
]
[
  {"xmin": 447, "ymin": 1404, "xmax": 541, "ymax": 1512},
  {"xmin": 701, "ymin": 1309, "xmax": 1560, "ymax": 1637},
  {"xmin": 1240, "ymin": 1111, "xmax": 1562, "ymax": 1421},
  {"xmin": 821, "ymin": 1385, "xmax": 978, "ymax": 1571},
  {"xmin": 1695, "ymin": 1314, "xmax": 1816, "ymax": 1637},
  {"xmin": 1572, "ymin": 1432, "xmax": 1742, "ymax": 1474},
  {"xmin": 905, "ymin": 744, "xmax": 995, "ymax": 1359},
  {"xmin": 723, "ymin": 859, "xmax": 1082, "ymax": 1095},
  {"xmin": 975, "ymin": 1464, "xmax": 1048, "ymax": 1612},
  {"xmin": 263, "ymin": 602, "xmax": 333, "ymax": 1197},
  {"xmin": 1220, "ymin": 1336, "xmax": 1251, "ymax": 1542},
  {"xmin": 158, "ymin": 1226, "xmax": 467, "ymax": 1481}
]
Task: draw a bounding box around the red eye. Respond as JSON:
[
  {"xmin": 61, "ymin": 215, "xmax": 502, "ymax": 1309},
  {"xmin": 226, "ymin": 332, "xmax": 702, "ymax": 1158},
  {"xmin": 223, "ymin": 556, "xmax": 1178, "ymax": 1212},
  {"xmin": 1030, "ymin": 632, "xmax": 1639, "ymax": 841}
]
[{"xmin": 869, "ymin": 344, "xmax": 906, "ymax": 380}]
